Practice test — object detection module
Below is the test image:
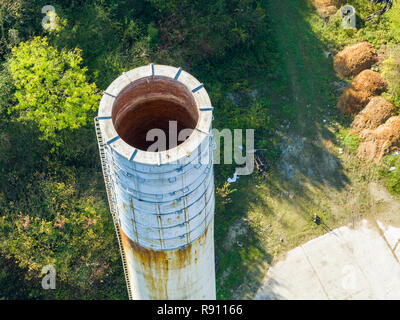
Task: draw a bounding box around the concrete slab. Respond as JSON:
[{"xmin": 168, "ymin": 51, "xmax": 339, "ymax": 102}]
[
  {"xmin": 255, "ymin": 247, "xmax": 328, "ymax": 300},
  {"xmin": 338, "ymin": 221, "xmax": 400, "ymax": 299},
  {"xmin": 255, "ymin": 220, "xmax": 400, "ymax": 300},
  {"xmin": 396, "ymin": 246, "xmax": 400, "ymax": 262},
  {"xmin": 377, "ymin": 221, "xmax": 400, "ymax": 261}
]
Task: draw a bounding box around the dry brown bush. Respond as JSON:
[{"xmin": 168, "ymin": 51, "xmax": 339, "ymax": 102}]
[
  {"xmin": 350, "ymin": 96, "xmax": 397, "ymax": 134},
  {"xmin": 357, "ymin": 116, "xmax": 400, "ymax": 163},
  {"xmin": 334, "ymin": 42, "xmax": 378, "ymax": 78}
]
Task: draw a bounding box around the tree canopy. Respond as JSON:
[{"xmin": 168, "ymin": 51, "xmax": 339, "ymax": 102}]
[{"xmin": 8, "ymin": 36, "xmax": 100, "ymax": 143}]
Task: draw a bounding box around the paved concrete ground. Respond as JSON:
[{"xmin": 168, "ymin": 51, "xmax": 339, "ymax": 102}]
[{"xmin": 255, "ymin": 220, "xmax": 400, "ymax": 300}]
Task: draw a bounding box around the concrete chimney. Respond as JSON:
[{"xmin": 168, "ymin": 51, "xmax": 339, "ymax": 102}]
[{"xmin": 95, "ymin": 64, "xmax": 215, "ymax": 299}]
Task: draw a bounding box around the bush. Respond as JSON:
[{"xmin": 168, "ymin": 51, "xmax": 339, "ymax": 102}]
[
  {"xmin": 379, "ymin": 153, "xmax": 400, "ymax": 195},
  {"xmin": 387, "ymin": 0, "xmax": 400, "ymax": 43},
  {"xmin": 8, "ymin": 36, "xmax": 101, "ymax": 144},
  {"xmin": 0, "ymin": 172, "xmax": 123, "ymax": 299},
  {"xmin": 0, "ymin": 63, "xmax": 15, "ymax": 120},
  {"xmin": 382, "ymin": 45, "xmax": 400, "ymax": 109},
  {"xmin": 308, "ymin": 0, "xmax": 391, "ymax": 50},
  {"xmin": 150, "ymin": 0, "xmax": 266, "ymax": 63},
  {"xmin": 215, "ymin": 182, "xmax": 237, "ymax": 215},
  {"xmin": 337, "ymin": 128, "xmax": 362, "ymax": 152}
]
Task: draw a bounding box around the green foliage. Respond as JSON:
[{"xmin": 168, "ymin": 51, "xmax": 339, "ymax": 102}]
[
  {"xmin": 50, "ymin": 2, "xmax": 152, "ymax": 88},
  {"xmin": 378, "ymin": 153, "xmax": 400, "ymax": 195},
  {"xmin": 151, "ymin": 0, "xmax": 266, "ymax": 63},
  {"xmin": 343, "ymin": 133, "xmax": 361, "ymax": 152},
  {"xmin": 307, "ymin": 0, "xmax": 400, "ymax": 196},
  {"xmin": 211, "ymin": 93, "xmax": 280, "ymax": 180},
  {"xmin": 0, "ymin": 255, "xmax": 40, "ymax": 299},
  {"xmin": 337, "ymin": 128, "xmax": 362, "ymax": 152},
  {"xmin": 387, "ymin": 0, "xmax": 400, "ymax": 43},
  {"xmin": 215, "ymin": 182, "xmax": 237, "ymax": 215},
  {"xmin": 0, "ymin": 63, "xmax": 15, "ymax": 120},
  {"xmin": 8, "ymin": 36, "xmax": 101, "ymax": 143},
  {"xmin": 308, "ymin": 0, "xmax": 392, "ymax": 50},
  {"xmin": 0, "ymin": 1, "xmax": 46, "ymax": 59},
  {"xmin": 0, "ymin": 0, "xmax": 279, "ymax": 300},
  {"xmin": 382, "ymin": 45, "xmax": 400, "ymax": 109},
  {"xmin": 0, "ymin": 99, "xmax": 127, "ymax": 299},
  {"xmin": 0, "ymin": 1, "xmax": 26, "ymax": 56},
  {"xmin": 0, "ymin": 167, "xmax": 126, "ymax": 299},
  {"xmin": 147, "ymin": 22, "xmax": 159, "ymax": 45}
]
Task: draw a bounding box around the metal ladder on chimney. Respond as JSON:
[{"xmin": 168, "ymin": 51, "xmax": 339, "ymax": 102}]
[{"xmin": 94, "ymin": 117, "xmax": 133, "ymax": 300}]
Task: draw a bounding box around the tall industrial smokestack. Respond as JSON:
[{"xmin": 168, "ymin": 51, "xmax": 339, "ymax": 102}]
[{"xmin": 95, "ymin": 64, "xmax": 216, "ymax": 300}]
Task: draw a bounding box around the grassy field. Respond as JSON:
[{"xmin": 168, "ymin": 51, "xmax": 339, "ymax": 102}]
[
  {"xmin": 1, "ymin": 0, "xmax": 400, "ymax": 300},
  {"xmin": 214, "ymin": 0, "xmax": 400, "ymax": 299}
]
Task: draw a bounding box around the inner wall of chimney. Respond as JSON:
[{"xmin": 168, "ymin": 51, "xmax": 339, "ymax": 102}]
[{"xmin": 112, "ymin": 76, "xmax": 199, "ymax": 151}]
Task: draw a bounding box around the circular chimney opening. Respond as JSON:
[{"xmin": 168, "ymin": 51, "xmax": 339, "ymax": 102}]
[{"xmin": 112, "ymin": 76, "xmax": 198, "ymax": 152}]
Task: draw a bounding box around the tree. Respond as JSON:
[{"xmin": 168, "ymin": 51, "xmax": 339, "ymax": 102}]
[
  {"xmin": 8, "ymin": 36, "xmax": 100, "ymax": 144},
  {"xmin": 0, "ymin": 1, "xmax": 43, "ymax": 58},
  {"xmin": 387, "ymin": 0, "xmax": 400, "ymax": 43},
  {"xmin": 0, "ymin": 0, "xmax": 24, "ymax": 56},
  {"xmin": 0, "ymin": 173, "xmax": 125, "ymax": 299},
  {"xmin": 148, "ymin": 0, "xmax": 266, "ymax": 63},
  {"xmin": 382, "ymin": 45, "xmax": 400, "ymax": 108}
]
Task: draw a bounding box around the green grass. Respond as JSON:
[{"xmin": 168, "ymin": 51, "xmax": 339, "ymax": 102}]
[
  {"xmin": 308, "ymin": 0, "xmax": 393, "ymax": 50},
  {"xmin": 337, "ymin": 128, "xmax": 362, "ymax": 152},
  {"xmin": 379, "ymin": 153, "xmax": 400, "ymax": 195},
  {"xmin": 1, "ymin": 0, "xmax": 400, "ymax": 300},
  {"xmin": 214, "ymin": 0, "xmax": 400, "ymax": 299}
]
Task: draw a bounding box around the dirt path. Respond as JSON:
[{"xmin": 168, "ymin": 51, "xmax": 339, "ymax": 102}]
[{"xmin": 222, "ymin": 0, "xmax": 400, "ymax": 299}]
